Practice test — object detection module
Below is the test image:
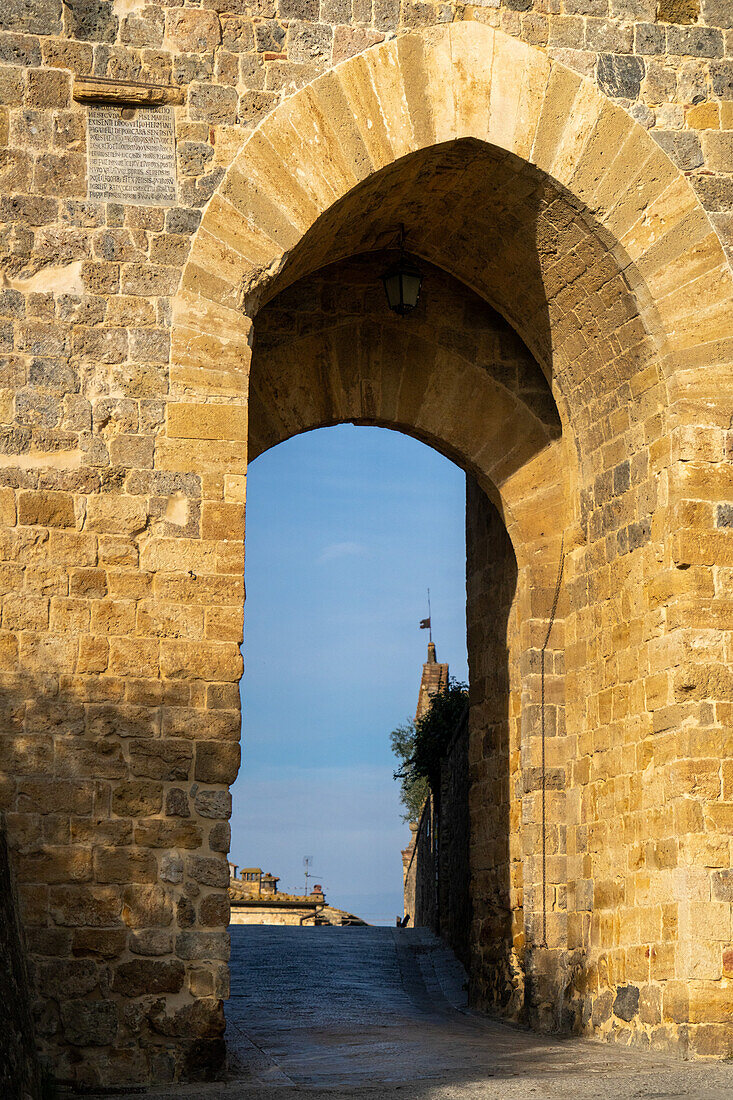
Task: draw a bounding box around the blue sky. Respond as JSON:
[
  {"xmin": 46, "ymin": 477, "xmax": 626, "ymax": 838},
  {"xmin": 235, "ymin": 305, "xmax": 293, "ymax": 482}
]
[{"xmin": 230, "ymin": 425, "xmax": 468, "ymax": 925}]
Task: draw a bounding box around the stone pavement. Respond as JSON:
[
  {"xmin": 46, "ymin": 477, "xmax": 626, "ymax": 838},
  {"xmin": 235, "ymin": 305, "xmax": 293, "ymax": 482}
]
[{"xmin": 99, "ymin": 925, "xmax": 733, "ymax": 1099}]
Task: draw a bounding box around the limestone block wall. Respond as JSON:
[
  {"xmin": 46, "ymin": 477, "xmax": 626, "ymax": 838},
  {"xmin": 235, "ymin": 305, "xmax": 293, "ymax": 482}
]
[
  {"xmin": 403, "ymin": 797, "xmax": 439, "ymax": 933},
  {"xmin": 229, "ymin": 905, "xmax": 318, "ymax": 924},
  {"xmin": 0, "ymin": 1, "xmax": 732, "ymax": 1087}
]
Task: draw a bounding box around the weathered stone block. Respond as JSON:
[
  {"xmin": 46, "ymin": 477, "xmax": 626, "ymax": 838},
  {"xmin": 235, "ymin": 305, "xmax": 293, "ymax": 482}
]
[
  {"xmin": 18, "ymin": 781, "xmax": 93, "ymax": 816},
  {"xmin": 208, "ymin": 821, "xmax": 230, "ymax": 853},
  {"xmin": 130, "ymin": 739, "xmax": 193, "ymax": 781},
  {"xmin": 94, "ymin": 848, "xmax": 158, "ymax": 884},
  {"xmin": 194, "ymin": 790, "xmax": 231, "ymax": 819},
  {"xmin": 165, "ymin": 10, "xmax": 221, "ymax": 53},
  {"xmin": 150, "ymin": 997, "xmax": 225, "ymax": 1040},
  {"xmin": 16, "ymin": 846, "xmax": 91, "ymax": 885},
  {"xmin": 112, "ymin": 959, "xmax": 185, "ymax": 997},
  {"xmin": 70, "ymin": 929, "xmax": 127, "ymax": 958},
  {"xmin": 194, "ymin": 742, "xmax": 240, "ymax": 784},
  {"xmin": 86, "ymin": 495, "xmax": 147, "ymax": 536},
  {"xmin": 111, "ymin": 782, "xmax": 163, "ymax": 817},
  {"xmin": 175, "ymin": 931, "xmax": 229, "ymax": 960},
  {"xmin": 37, "ymin": 959, "xmax": 98, "ymax": 998},
  {"xmin": 133, "ymin": 820, "xmax": 202, "ymax": 849},
  {"xmin": 667, "ymin": 24, "xmax": 722, "ymax": 58},
  {"xmin": 129, "ymin": 929, "xmax": 172, "ymax": 956},
  {"xmin": 26, "ymin": 68, "xmax": 70, "ymax": 109},
  {"xmin": 592, "ymin": 989, "xmax": 614, "ymax": 1025},
  {"xmin": 56, "ymin": 738, "xmax": 126, "ymax": 780},
  {"xmin": 122, "ymin": 884, "xmax": 173, "ymax": 929},
  {"xmin": 712, "ymin": 870, "xmax": 733, "ymax": 902},
  {"xmin": 199, "ymin": 893, "xmax": 229, "ymax": 928},
  {"xmin": 188, "ymin": 83, "xmax": 238, "ymax": 126},
  {"xmin": 160, "ymin": 855, "xmax": 184, "ymax": 885},
  {"xmin": 597, "ymin": 53, "xmax": 645, "ymax": 98},
  {"xmin": 186, "ymin": 855, "xmax": 229, "ymax": 888},
  {"xmin": 162, "ymin": 708, "xmax": 239, "ymax": 741},
  {"xmin": 177, "ymin": 895, "xmax": 196, "ymax": 928},
  {"xmin": 60, "ymin": 1000, "xmax": 118, "ymax": 1046},
  {"xmin": 165, "ymin": 787, "xmax": 190, "ymax": 817},
  {"xmin": 18, "ymin": 490, "xmax": 75, "ymax": 528},
  {"xmin": 639, "ymin": 984, "xmax": 662, "ymax": 1026}
]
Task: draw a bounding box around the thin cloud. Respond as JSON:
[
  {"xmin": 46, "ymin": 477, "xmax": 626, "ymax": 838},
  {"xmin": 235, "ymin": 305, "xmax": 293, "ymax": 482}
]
[{"xmin": 317, "ymin": 540, "xmax": 368, "ymax": 564}]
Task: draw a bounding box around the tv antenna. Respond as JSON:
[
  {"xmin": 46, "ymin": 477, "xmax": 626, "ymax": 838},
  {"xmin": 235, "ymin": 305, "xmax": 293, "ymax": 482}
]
[{"xmin": 303, "ymin": 856, "xmax": 313, "ymax": 895}]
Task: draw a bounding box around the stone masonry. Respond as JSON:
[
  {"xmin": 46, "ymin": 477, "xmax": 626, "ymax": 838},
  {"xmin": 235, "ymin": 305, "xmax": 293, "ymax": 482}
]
[{"xmin": 0, "ymin": 0, "xmax": 732, "ymax": 1090}]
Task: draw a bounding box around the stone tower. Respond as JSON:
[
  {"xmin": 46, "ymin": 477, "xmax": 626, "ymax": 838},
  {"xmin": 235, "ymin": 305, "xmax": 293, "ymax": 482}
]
[{"xmin": 415, "ymin": 641, "xmax": 449, "ymax": 722}]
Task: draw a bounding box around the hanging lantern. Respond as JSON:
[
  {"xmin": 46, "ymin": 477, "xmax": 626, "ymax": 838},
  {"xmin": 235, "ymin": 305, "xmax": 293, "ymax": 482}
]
[{"xmin": 382, "ymin": 225, "xmax": 423, "ymax": 316}]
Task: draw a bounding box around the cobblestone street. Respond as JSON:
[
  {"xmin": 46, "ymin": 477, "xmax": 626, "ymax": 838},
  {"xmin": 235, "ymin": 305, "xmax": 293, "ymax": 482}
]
[{"xmin": 217, "ymin": 926, "xmax": 732, "ymax": 1099}]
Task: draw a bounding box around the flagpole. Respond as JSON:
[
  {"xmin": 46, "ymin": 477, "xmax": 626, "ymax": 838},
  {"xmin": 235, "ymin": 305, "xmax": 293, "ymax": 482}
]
[{"xmin": 427, "ymin": 588, "xmax": 432, "ymax": 643}]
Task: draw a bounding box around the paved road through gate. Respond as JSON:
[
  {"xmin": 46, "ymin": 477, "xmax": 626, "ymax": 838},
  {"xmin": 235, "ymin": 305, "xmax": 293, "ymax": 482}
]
[{"xmin": 219, "ymin": 925, "xmax": 733, "ymax": 1099}]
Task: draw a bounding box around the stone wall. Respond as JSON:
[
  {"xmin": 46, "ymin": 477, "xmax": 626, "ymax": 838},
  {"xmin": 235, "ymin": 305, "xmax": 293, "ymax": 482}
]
[
  {"xmin": 2, "ymin": 0, "xmax": 731, "ymax": 251},
  {"xmin": 403, "ymin": 714, "xmax": 470, "ymax": 968},
  {"xmin": 0, "ymin": 0, "xmax": 732, "ymax": 1086},
  {"xmin": 229, "ymin": 905, "xmax": 319, "ymax": 925},
  {"xmin": 403, "ymin": 798, "xmax": 438, "ymax": 933}
]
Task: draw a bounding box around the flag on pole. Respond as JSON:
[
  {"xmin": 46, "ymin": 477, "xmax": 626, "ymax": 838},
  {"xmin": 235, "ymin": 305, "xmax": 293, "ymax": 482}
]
[{"xmin": 419, "ymin": 617, "xmax": 431, "ymax": 630}]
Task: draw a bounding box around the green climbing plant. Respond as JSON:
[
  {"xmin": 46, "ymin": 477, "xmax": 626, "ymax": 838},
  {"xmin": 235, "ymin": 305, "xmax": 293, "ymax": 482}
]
[{"xmin": 390, "ymin": 678, "xmax": 468, "ymax": 823}]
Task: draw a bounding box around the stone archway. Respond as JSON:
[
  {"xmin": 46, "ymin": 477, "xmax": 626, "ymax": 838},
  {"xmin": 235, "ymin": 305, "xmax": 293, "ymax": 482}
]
[
  {"xmin": 3, "ymin": 17, "xmax": 731, "ymax": 1090},
  {"xmin": 167, "ymin": 17, "xmax": 732, "ymax": 1062}
]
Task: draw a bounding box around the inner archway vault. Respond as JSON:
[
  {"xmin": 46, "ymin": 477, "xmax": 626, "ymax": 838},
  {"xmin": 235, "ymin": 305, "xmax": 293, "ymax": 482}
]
[{"xmin": 249, "ymin": 255, "xmax": 566, "ymax": 567}]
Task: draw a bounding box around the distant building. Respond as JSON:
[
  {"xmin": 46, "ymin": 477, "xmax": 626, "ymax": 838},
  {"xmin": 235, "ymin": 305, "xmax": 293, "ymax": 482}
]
[
  {"xmin": 228, "ymin": 866, "xmax": 363, "ymax": 926},
  {"xmin": 228, "ymin": 866, "xmax": 280, "ymax": 898}
]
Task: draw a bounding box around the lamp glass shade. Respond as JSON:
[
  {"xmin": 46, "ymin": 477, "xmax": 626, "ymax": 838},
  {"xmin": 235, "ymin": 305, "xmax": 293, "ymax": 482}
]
[{"xmin": 382, "ymin": 258, "xmax": 423, "ymax": 315}]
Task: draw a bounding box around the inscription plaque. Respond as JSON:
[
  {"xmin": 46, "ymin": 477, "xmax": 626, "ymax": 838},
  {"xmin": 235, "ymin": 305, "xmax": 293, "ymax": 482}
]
[{"xmin": 87, "ymin": 106, "xmax": 176, "ymax": 206}]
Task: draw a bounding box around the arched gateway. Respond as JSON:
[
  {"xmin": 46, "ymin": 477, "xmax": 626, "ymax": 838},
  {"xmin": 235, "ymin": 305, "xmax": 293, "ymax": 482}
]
[{"xmin": 2, "ymin": 19, "xmax": 731, "ymax": 1089}]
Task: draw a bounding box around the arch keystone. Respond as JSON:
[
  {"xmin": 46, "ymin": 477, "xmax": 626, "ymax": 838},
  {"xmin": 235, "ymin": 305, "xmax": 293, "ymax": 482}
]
[
  {"xmin": 362, "ymin": 39, "xmax": 417, "ymax": 161},
  {"xmin": 488, "ymin": 31, "xmax": 537, "ymax": 154},
  {"xmin": 449, "ymin": 20, "xmax": 495, "ymax": 142}
]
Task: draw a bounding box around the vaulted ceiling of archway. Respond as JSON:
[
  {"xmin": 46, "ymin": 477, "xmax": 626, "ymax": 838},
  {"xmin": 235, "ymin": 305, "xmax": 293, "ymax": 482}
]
[
  {"xmin": 255, "ymin": 139, "xmax": 662, "ymax": 457},
  {"xmin": 248, "ymin": 254, "xmax": 569, "ymax": 556}
]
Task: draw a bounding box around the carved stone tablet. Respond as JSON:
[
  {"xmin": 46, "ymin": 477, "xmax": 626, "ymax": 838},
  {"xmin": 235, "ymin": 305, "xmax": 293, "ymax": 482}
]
[{"xmin": 87, "ymin": 105, "xmax": 176, "ymax": 207}]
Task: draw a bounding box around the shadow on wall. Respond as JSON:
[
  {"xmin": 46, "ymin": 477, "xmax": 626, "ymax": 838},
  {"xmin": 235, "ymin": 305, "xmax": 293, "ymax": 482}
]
[
  {"xmin": 0, "ymin": 685, "xmax": 235, "ymax": 1088},
  {"xmin": 465, "ymin": 479, "xmax": 522, "ymax": 1021},
  {"xmin": 0, "ymin": 819, "xmax": 43, "ymax": 1099}
]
